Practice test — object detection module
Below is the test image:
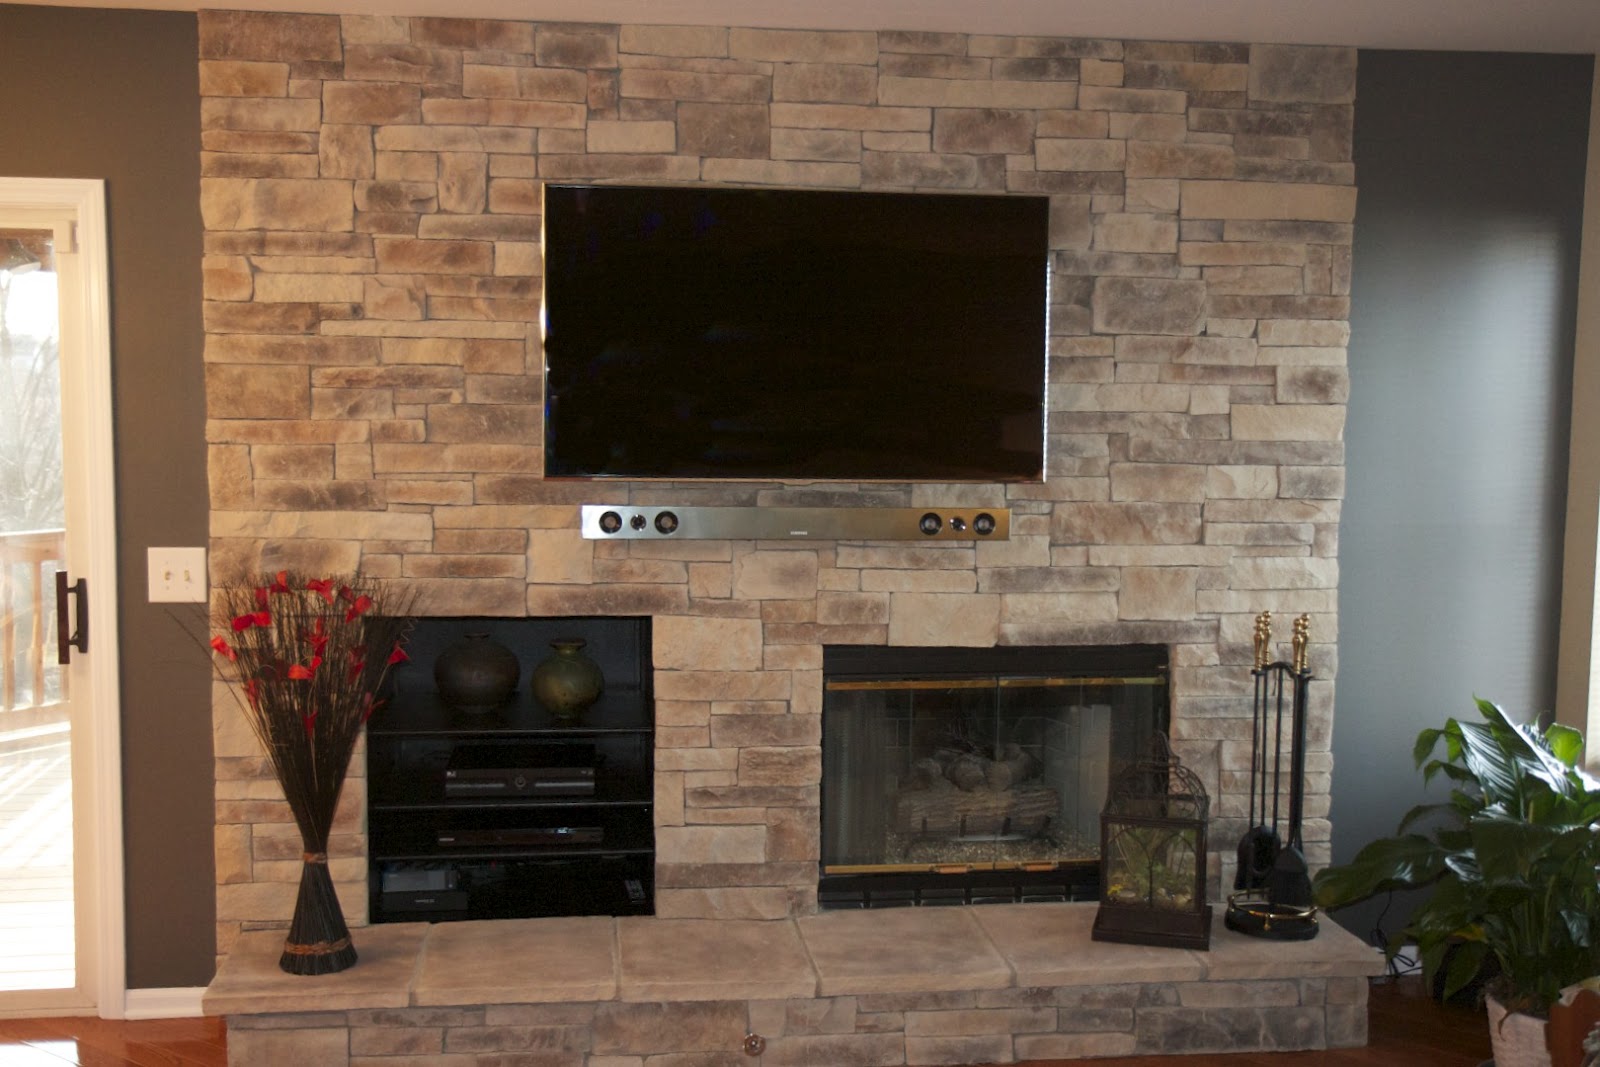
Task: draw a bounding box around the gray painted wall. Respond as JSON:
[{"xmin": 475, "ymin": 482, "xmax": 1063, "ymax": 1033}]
[{"xmin": 1332, "ymin": 50, "xmax": 1592, "ymax": 945}]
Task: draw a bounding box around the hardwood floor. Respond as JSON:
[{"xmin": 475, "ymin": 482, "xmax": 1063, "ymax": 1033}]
[
  {"xmin": 0, "ymin": 977, "xmax": 1490, "ymax": 1065},
  {"xmin": 0, "ymin": 1016, "xmax": 227, "ymax": 1066}
]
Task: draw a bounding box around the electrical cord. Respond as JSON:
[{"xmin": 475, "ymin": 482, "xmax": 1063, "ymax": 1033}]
[{"xmin": 1369, "ymin": 890, "xmax": 1421, "ymax": 981}]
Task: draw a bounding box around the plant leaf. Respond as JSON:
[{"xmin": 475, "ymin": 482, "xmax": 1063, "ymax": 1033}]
[
  {"xmin": 1414, "ymin": 727, "xmax": 1444, "ymax": 768},
  {"xmin": 1455, "ymin": 718, "xmax": 1526, "ymax": 810},
  {"xmin": 1397, "ymin": 801, "xmax": 1457, "ymax": 834},
  {"xmin": 1312, "ymin": 834, "xmax": 1446, "ymax": 908},
  {"xmin": 1558, "ymin": 907, "xmax": 1593, "ymax": 951},
  {"xmin": 1423, "ymin": 761, "xmax": 1478, "ymax": 788},
  {"xmin": 1475, "ymin": 698, "xmax": 1581, "ymax": 798},
  {"xmin": 1468, "ymin": 812, "xmax": 1557, "ymax": 883},
  {"xmin": 1441, "ymin": 938, "xmax": 1488, "ymax": 1001},
  {"xmin": 1544, "ymin": 722, "xmax": 1584, "ymax": 770}
]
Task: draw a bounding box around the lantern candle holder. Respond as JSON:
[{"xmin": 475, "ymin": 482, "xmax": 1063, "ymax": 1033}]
[{"xmin": 1092, "ymin": 732, "xmax": 1212, "ymax": 950}]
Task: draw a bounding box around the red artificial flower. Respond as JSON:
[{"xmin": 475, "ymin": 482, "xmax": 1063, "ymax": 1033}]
[
  {"xmin": 244, "ymin": 678, "xmax": 260, "ymax": 710},
  {"xmin": 231, "ymin": 609, "xmax": 270, "ymax": 632},
  {"xmin": 254, "ymin": 586, "xmax": 269, "ymax": 608},
  {"xmin": 301, "ymin": 710, "xmax": 318, "ymax": 738},
  {"xmin": 338, "ymin": 585, "xmax": 354, "ymax": 603},
  {"xmin": 387, "ymin": 644, "xmax": 409, "ymax": 666},
  {"xmin": 268, "ymin": 571, "xmax": 290, "ymax": 594},
  {"xmin": 287, "ymin": 654, "xmax": 323, "ymax": 680},
  {"xmin": 360, "ymin": 692, "xmax": 387, "ymax": 724},
  {"xmin": 307, "ymin": 578, "xmax": 335, "ymax": 603},
  {"xmin": 209, "ymin": 635, "xmax": 236, "ymax": 661},
  {"xmin": 305, "ymin": 617, "xmax": 329, "ymax": 655},
  {"xmin": 344, "ymin": 594, "xmax": 373, "ymax": 623}
]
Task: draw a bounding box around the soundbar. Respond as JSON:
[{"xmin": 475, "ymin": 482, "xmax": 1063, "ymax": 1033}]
[{"xmin": 580, "ymin": 505, "xmax": 1010, "ymax": 542}]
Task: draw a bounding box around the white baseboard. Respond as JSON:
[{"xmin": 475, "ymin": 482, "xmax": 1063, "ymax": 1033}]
[{"xmin": 123, "ymin": 986, "xmax": 206, "ymax": 1019}]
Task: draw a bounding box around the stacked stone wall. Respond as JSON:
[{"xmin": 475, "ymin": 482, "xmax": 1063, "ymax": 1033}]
[{"xmin": 200, "ymin": 9, "xmax": 1355, "ymax": 956}]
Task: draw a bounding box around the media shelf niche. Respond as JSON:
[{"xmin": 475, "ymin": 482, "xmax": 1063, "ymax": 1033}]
[{"xmin": 366, "ymin": 615, "xmax": 653, "ymax": 924}]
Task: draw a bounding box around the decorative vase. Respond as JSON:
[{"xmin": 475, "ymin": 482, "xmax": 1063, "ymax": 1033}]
[
  {"xmin": 434, "ymin": 632, "xmax": 520, "ymax": 712},
  {"xmin": 530, "ymin": 637, "xmax": 604, "ymax": 721},
  {"xmin": 281, "ymin": 851, "xmax": 357, "ymax": 975},
  {"xmin": 1488, "ymin": 994, "xmax": 1554, "ymax": 1067}
]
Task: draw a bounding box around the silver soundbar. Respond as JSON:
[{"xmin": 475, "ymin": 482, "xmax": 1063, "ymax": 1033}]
[{"xmin": 580, "ymin": 505, "xmax": 1010, "ymax": 541}]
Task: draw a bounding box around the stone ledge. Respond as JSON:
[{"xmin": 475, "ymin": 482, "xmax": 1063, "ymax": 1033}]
[
  {"xmin": 206, "ymin": 906, "xmax": 1385, "ymax": 1064},
  {"xmin": 203, "ymin": 903, "xmax": 1382, "ymax": 1017}
]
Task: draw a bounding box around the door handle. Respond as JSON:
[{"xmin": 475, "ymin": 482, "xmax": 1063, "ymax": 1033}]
[{"xmin": 56, "ymin": 570, "xmax": 88, "ymax": 663}]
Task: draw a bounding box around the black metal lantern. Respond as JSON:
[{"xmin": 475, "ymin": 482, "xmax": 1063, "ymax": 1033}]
[{"xmin": 1092, "ymin": 732, "xmax": 1211, "ymax": 950}]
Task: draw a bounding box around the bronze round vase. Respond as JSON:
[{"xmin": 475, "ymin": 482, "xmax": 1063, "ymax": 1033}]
[
  {"xmin": 434, "ymin": 632, "xmax": 520, "ymax": 712},
  {"xmin": 531, "ymin": 638, "xmax": 604, "ymax": 721}
]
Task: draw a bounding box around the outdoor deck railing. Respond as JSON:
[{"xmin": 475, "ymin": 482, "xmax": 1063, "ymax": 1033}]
[{"xmin": 0, "ymin": 528, "xmax": 65, "ymax": 713}]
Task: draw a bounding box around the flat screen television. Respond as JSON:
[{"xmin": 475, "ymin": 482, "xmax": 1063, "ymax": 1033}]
[{"xmin": 541, "ymin": 183, "xmax": 1050, "ymax": 482}]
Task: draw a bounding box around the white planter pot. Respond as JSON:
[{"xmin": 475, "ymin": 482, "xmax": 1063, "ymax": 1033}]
[{"xmin": 1488, "ymin": 994, "xmax": 1552, "ymax": 1067}]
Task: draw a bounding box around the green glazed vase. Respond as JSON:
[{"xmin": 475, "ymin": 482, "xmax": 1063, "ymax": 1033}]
[{"xmin": 530, "ymin": 637, "xmax": 604, "ymax": 721}]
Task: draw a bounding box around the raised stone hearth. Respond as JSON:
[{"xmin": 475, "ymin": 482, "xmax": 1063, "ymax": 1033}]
[{"xmin": 205, "ymin": 904, "xmax": 1384, "ymax": 1065}]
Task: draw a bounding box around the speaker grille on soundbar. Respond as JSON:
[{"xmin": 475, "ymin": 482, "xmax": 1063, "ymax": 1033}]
[{"xmin": 580, "ymin": 506, "xmax": 1009, "ymax": 541}]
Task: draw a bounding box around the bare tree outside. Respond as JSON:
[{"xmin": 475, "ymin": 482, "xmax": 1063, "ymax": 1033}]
[
  {"xmin": 0, "ymin": 251, "xmax": 64, "ymax": 534},
  {"xmin": 0, "ymin": 239, "xmax": 66, "ymax": 713}
]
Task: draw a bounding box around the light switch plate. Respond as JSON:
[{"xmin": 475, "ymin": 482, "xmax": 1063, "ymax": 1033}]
[{"xmin": 148, "ymin": 547, "xmax": 207, "ymax": 603}]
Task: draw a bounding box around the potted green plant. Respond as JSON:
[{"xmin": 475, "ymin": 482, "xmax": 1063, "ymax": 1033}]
[{"xmin": 1313, "ymin": 698, "xmax": 1600, "ymax": 1067}]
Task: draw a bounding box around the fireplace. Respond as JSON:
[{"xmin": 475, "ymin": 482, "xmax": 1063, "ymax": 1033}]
[{"xmin": 819, "ymin": 644, "xmax": 1169, "ymax": 908}]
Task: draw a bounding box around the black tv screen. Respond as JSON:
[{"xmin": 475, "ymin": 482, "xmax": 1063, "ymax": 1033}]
[{"xmin": 541, "ymin": 184, "xmax": 1050, "ymax": 481}]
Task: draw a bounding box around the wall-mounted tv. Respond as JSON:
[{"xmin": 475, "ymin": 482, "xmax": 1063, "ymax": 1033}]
[{"xmin": 541, "ymin": 183, "xmax": 1050, "ymax": 482}]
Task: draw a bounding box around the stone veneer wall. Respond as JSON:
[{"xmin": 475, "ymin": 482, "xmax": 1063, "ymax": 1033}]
[{"xmin": 200, "ymin": 9, "xmax": 1355, "ymax": 957}]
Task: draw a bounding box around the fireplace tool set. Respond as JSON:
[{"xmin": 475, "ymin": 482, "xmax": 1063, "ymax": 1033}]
[{"xmin": 1225, "ymin": 611, "xmax": 1320, "ymax": 941}]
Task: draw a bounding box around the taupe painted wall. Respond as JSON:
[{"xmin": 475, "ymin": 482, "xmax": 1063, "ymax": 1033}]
[{"xmin": 0, "ymin": 5, "xmax": 214, "ymax": 988}]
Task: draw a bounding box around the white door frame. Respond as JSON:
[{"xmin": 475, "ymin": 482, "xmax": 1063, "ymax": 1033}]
[{"xmin": 0, "ymin": 177, "xmax": 125, "ymax": 1019}]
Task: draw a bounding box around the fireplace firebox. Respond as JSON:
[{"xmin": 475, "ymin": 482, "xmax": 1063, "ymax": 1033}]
[{"xmin": 820, "ymin": 644, "xmax": 1168, "ymax": 908}]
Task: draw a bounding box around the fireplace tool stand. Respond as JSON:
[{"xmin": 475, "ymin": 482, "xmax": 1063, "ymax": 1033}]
[{"xmin": 1225, "ymin": 611, "xmax": 1319, "ymax": 941}]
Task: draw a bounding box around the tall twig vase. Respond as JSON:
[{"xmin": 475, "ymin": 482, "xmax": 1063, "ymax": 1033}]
[
  {"xmin": 280, "ymin": 851, "xmax": 357, "ymax": 975},
  {"xmin": 210, "ymin": 572, "xmax": 418, "ymax": 979}
]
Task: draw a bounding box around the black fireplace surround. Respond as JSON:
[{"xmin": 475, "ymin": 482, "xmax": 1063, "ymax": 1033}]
[{"xmin": 820, "ymin": 644, "xmax": 1169, "ymax": 908}]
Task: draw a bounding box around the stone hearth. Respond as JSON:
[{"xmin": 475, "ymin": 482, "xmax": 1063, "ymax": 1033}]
[{"xmin": 205, "ymin": 904, "xmax": 1383, "ymax": 1065}]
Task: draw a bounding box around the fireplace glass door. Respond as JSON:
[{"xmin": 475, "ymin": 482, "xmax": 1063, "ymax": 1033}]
[{"xmin": 820, "ymin": 645, "xmax": 1167, "ymax": 907}]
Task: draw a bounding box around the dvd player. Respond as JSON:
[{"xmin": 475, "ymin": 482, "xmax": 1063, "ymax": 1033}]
[
  {"xmin": 435, "ymin": 827, "xmax": 603, "ymax": 847},
  {"xmin": 444, "ymin": 742, "xmax": 596, "ymax": 798}
]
